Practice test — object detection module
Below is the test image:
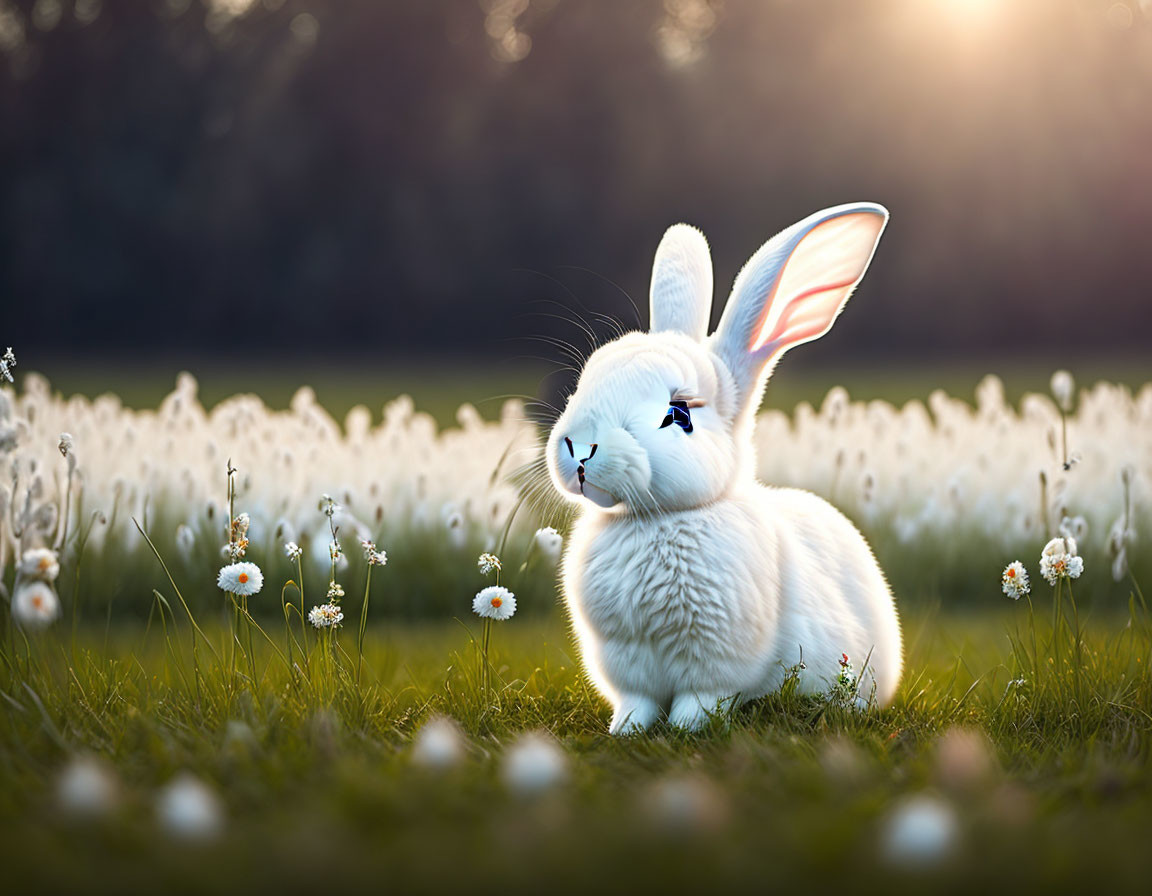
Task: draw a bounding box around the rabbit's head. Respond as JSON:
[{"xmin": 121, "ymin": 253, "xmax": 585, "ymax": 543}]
[{"xmin": 547, "ymin": 203, "xmax": 888, "ymax": 514}]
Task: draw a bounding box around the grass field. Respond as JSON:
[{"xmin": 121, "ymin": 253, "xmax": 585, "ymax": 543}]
[
  {"xmin": 2, "ymin": 357, "xmax": 1151, "ymax": 891},
  {"xmin": 2, "ymin": 595, "xmax": 1151, "ymax": 891}
]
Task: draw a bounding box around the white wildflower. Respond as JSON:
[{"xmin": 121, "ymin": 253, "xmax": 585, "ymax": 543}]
[
  {"xmin": 18, "ymin": 547, "xmax": 59, "ymax": 582},
  {"xmin": 1001, "ymin": 561, "xmax": 1030, "ymax": 600},
  {"xmin": 881, "ymin": 794, "xmax": 959, "ymax": 867},
  {"xmin": 473, "ymin": 585, "xmax": 516, "ymax": 621},
  {"xmin": 175, "ymin": 524, "xmax": 195, "ymax": 562},
  {"xmin": 156, "ymin": 773, "xmax": 224, "ymax": 841},
  {"xmin": 1050, "ymin": 370, "xmax": 1075, "ymax": 412},
  {"xmin": 58, "ymin": 432, "xmax": 74, "ymax": 458},
  {"xmin": 445, "ymin": 511, "xmax": 466, "ymax": 548},
  {"xmin": 321, "ymin": 494, "xmax": 338, "ymax": 517},
  {"xmin": 329, "ymin": 540, "xmax": 342, "ymax": 562},
  {"xmin": 361, "ymin": 539, "xmax": 387, "ymax": 566},
  {"xmin": 534, "ymin": 526, "xmax": 563, "ymax": 561},
  {"xmin": 1039, "ymin": 536, "xmax": 1083, "ymax": 586},
  {"xmin": 411, "ymin": 716, "xmax": 466, "ymax": 770},
  {"xmin": 284, "ymin": 541, "xmax": 302, "ymax": 561},
  {"xmin": 57, "ymin": 757, "xmax": 119, "ymax": 819},
  {"xmin": 0, "ymin": 346, "xmax": 14, "ymax": 383},
  {"xmin": 12, "ymin": 580, "xmax": 60, "ymax": 629},
  {"xmin": 216, "ymin": 561, "xmax": 264, "ymax": 596},
  {"xmin": 477, "ymin": 552, "xmax": 502, "ymax": 575},
  {"xmin": 308, "ymin": 603, "xmax": 344, "ymax": 628},
  {"xmin": 501, "ymin": 731, "xmax": 568, "ymax": 796},
  {"xmin": 1058, "ymin": 515, "xmax": 1088, "ymax": 544},
  {"xmin": 326, "ymin": 581, "xmax": 344, "ymax": 600}
]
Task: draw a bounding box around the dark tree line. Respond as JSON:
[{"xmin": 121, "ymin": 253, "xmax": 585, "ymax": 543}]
[{"xmin": 1, "ymin": 0, "xmax": 1149, "ymax": 364}]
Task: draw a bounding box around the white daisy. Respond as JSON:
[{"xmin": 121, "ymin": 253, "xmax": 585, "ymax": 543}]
[
  {"xmin": 11, "ymin": 581, "xmax": 61, "ymax": 629},
  {"xmin": 216, "ymin": 562, "xmax": 264, "ymax": 596},
  {"xmin": 477, "ymin": 552, "xmax": 502, "ymax": 575},
  {"xmin": 534, "ymin": 526, "xmax": 563, "ymax": 561},
  {"xmin": 1001, "ymin": 561, "xmax": 1030, "ymax": 600},
  {"xmin": 308, "ymin": 603, "xmax": 344, "ymax": 628},
  {"xmin": 1039, "ymin": 536, "xmax": 1083, "ymax": 586},
  {"xmin": 284, "ymin": 541, "xmax": 303, "ymax": 561},
  {"xmin": 473, "ymin": 585, "xmax": 516, "ymax": 621},
  {"xmin": 18, "ymin": 547, "xmax": 60, "ymax": 582}
]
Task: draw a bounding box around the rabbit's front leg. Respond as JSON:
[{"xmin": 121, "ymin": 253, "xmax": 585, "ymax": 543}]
[
  {"xmin": 668, "ymin": 691, "xmax": 734, "ymax": 731},
  {"xmin": 609, "ymin": 694, "xmax": 662, "ymax": 735}
]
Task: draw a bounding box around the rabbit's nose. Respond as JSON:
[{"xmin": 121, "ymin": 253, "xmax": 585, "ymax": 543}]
[
  {"xmin": 564, "ymin": 439, "xmax": 597, "ymax": 463},
  {"xmin": 564, "ymin": 439, "xmax": 598, "ymax": 482}
]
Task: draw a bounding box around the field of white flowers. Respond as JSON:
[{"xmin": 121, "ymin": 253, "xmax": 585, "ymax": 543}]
[
  {"xmin": 2, "ymin": 354, "xmax": 1152, "ymax": 891},
  {"xmin": 1, "ymin": 363, "xmax": 1146, "ymax": 622}
]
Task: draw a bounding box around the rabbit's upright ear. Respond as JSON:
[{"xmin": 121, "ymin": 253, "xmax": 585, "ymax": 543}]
[
  {"xmin": 649, "ymin": 224, "xmax": 713, "ymax": 341},
  {"xmin": 711, "ymin": 203, "xmax": 888, "ymax": 406}
]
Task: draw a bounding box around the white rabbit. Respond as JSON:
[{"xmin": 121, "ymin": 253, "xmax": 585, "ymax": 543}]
[{"xmin": 546, "ymin": 203, "xmax": 903, "ymax": 734}]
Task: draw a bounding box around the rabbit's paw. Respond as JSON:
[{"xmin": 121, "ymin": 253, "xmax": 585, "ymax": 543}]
[
  {"xmin": 609, "ymin": 695, "xmax": 661, "ymax": 735},
  {"xmin": 668, "ymin": 692, "xmax": 731, "ymax": 732}
]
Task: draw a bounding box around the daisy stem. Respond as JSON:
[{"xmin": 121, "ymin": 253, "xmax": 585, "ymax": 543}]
[
  {"xmin": 356, "ymin": 565, "xmax": 372, "ymax": 687},
  {"xmin": 1060, "ymin": 409, "xmax": 1068, "ymax": 469},
  {"xmin": 296, "ymin": 556, "xmax": 309, "ymax": 670},
  {"xmin": 481, "ymin": 618, "xmax": 492, "ymax": 701}
]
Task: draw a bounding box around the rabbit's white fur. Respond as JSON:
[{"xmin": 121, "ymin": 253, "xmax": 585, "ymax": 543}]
[{"xmin": 547, "ymin": 203, "xmax": 902, "ymax": 734}]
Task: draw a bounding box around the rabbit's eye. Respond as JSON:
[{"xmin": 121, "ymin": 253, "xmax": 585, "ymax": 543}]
[{"xmin": 660, "ymin": 400, "xmax": 693, "ymax": 433}]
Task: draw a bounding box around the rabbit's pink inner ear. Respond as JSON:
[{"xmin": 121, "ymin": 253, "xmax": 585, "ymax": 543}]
[{"xmin": 749, "ymin": 212, "xmax": 886, "ymax": 353}]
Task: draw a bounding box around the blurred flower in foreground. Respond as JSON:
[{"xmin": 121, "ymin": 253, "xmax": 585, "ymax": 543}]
[
  {"xmin": 1039, "ymin": 537, "xmax": 1083, "ymax": 586},
  {"xmin": 156, "ymin": 773, "xmax": 224, "ymax": 841},
  {"xmin": 57, "ymin": 756, "xmax": 119, "ymax": 820},
  {"xmin": 216, "ymin": 561, "xmax": 263, "ymax": 596},
  {"xmin": 934, "ymin": 727, "xmax": 996, "ymax": 793},
  {"xmin": 473, "ymin": 585, "xmax": 516, "ymax": 621},
  {"xmin": 411, "ymin": 716, "xmax": 466, "ymax": 771},
  {"xmin": 1001, "ymin": 561, "xmax": 1030, "ymax": 600},
  {"xmin": 642, "ymin": 775, "xmax": 728, "ymax": 836},
  {"xmin": 12, "ymin": 580, "xmax": 60, "ymax": 629},
  {"xmin": 534, "ymin": 526, "xmax": 563, "ymax": 562},
  {"xmin": 881, "ymin": 794, "xmax": 959, "ymax": 867},
  {"xmin": 502, "ymin": 731, "xmax": 568, "ymax": 797}
]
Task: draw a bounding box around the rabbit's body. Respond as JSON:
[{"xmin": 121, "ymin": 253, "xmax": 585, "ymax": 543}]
[
  {"xmin": 565, "ymin": 485, "xmax": 901, "ymax": 732},
  {"xmin": 546, "ymin": 203, "xmax": 903, "ymax": 733}
]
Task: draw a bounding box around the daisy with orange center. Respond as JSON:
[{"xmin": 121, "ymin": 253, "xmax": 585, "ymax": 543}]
[
  {"xmin": 473, "ymin": 586, "xmax": 516, "ymax": 621},
  {"xmin": 217, "ymin": 562, "xmax": 264, "ymax": 597},
  {"xmin": 1001, "ymin": 561, "xmax": 1030, "ymax": 600}
]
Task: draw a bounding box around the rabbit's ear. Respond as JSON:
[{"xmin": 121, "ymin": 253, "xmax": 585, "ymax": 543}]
[
  {"xmin": 711, "ymin": 203, "xmax": 888, "ymax": 405},
  {"xmin": 649, "ymin": 224, "xmax": 713, "ymax": 341}
]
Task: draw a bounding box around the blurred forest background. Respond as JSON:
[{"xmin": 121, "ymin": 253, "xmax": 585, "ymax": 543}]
[{"xmin": 1, "ymin": 0, "xmax": 1150, "ymax": 396}]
